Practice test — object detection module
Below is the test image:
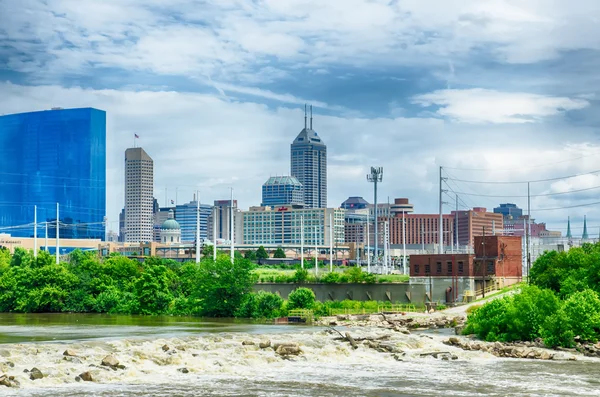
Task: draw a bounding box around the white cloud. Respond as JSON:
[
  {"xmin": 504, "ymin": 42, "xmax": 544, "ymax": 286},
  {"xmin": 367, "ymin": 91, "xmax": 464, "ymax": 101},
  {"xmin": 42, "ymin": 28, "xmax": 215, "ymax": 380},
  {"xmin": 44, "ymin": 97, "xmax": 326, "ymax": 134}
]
[
  {"xmin": 412, "ymin": 89, "xmax": 589, "ymax": 124},
  {"xmin": 2, "ymin": 83, "xmax": 599, "ymax": 233}
]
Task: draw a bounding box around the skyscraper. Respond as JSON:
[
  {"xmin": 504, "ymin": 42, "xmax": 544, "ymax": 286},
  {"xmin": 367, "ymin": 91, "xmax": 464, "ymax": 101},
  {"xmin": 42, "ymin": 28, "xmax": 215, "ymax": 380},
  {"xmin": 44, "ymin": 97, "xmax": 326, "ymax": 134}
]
[
  {"xmin": 175, "ymin": 199, "xmax": 213, "ymax": 242},
  {"xmin": 291, "ymin": 105, "xmax": 327, "ymax": 209},
  {"xmin": 261, "ymin": 176, "xmax": 304, "ymax": 208},
  {"xmin": 0, "ymin": 107, "xmax": 106, "ymax": 239},
  {"xmin": 124, "ymin": 147, "xmax": 154, "ymax": 242}
]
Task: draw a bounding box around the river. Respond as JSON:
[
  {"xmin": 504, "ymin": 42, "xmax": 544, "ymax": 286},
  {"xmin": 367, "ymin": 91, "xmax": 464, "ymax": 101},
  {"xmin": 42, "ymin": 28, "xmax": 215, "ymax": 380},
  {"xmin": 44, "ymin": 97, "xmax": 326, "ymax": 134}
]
[{"xmin": 1, "ymin": 314, "xmax": 599, "ymax": 396}]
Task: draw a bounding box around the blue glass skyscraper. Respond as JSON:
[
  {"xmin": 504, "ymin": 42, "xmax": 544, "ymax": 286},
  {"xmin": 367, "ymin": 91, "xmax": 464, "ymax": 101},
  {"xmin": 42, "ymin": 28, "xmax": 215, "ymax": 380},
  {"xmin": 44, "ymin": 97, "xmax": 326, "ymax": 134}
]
[
  {"xmin": 0, "ymin": 108, "xmax": 106, "ymax": 239},
  {"xmin": 175, "ymin": 200, "xmax": 213, "ymax": 242},
  {"xmin": 261, "ymin": 176, "xmax": 304, "ymax": 208}
]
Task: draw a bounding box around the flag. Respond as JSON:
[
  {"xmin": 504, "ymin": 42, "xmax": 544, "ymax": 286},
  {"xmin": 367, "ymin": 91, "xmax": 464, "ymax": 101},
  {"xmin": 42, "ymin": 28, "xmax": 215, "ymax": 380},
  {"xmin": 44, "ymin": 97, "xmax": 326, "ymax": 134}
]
[{"xmin": 134, "ymin": 133, "xmax": 139, "ymax": 138}]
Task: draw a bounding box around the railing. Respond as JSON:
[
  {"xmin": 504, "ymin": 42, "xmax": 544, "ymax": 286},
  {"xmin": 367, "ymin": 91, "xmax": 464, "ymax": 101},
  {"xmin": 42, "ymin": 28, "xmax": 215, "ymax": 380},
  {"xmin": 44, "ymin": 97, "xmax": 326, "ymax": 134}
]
[
  {"xmin": 288, "ymin": 309, "xmax": 314, "ymax": 323},
  {"xmin": 376, "ymin": 304, "xmax": 418, "ymax": 314}
]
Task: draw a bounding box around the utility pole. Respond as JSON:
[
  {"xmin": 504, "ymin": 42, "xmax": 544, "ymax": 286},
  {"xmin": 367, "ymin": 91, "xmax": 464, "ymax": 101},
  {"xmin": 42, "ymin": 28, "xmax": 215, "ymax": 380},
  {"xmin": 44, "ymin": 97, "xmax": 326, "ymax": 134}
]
[
  {"xmin": 455, "ymin": 194, "xmax": 459, "ymax": 252},
  {"xmin": 439, "ymin": 166, "xmax": 444, "ymax": 254},
  {"xmin": 366, "ymin": 219, "xmax": 370, "ymax": 273},
  {"xmin": 482, "ymin": 226, "xmax": 486, "ymax": 298},
  {"xmin": 526, "ymin": 182, "xmax": 531, "ymax": 282},
  {"xmin": 212, "ymin": 207, "xmax": 217, "ymax": 261},
  {"xmin": 33, "ymin": 205, "xmax": 37, "ymax": 258},
  {"xmin": 314, "ymin": 225, "xmax": 318, "ymax": 276},
  {"xmin": 367, "ymin": 167, "xmax": 383, "ymax": 265},
  {"xmin": 56, "ymin": 203, "xmax": 60, "ymax": 264},
  {"xmin": 230, "ymin": 188, "xmax": 234, "ymax": 264},
  {"xmin": 402, "ymin": 209, "xmax": 407, "ymax": 275},
  {"xmin": 300, "ymin": 215, "xmax": 304, "ymax": 269},
  {"xmin": 329, "ymin": 212, "xmax": 333, "ymax": 272},
  {"xmin": 195, "ymin": 191, "xmax": 200, "ymax": 264}
]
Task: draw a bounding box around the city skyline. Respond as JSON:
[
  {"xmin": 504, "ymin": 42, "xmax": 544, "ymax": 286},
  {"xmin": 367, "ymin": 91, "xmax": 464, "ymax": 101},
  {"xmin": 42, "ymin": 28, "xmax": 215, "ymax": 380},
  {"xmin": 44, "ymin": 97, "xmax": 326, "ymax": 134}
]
[{"xmin": 2, "ymin": 1, "xmax": 600, "ymax": 236}]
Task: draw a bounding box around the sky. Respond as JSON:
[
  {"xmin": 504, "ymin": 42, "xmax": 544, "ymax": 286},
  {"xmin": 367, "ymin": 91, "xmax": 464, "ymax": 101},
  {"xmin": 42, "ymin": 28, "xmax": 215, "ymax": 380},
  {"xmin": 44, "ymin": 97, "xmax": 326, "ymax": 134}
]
[{"xmin": 1, "ymin": 0, "xmax": 600, "ymax": 236}]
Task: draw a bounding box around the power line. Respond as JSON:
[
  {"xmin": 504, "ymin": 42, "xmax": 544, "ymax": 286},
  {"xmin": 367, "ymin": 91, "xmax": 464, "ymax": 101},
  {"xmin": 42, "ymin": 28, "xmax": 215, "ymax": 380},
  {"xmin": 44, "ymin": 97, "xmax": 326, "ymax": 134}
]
[
  {"xmin": 532, "ymin": 200, "xmax": 600, "ymax": 212},
  {"xmin": 446, "ymin": 169, "xmax": 600, "ymax": 185},
  {"xmin": 446, "ymin": 184, "xmax": 600, "ymax": 198},
  {"xmin": 443, "ymin": 151, "xmax": 600, "ymax": 172}
]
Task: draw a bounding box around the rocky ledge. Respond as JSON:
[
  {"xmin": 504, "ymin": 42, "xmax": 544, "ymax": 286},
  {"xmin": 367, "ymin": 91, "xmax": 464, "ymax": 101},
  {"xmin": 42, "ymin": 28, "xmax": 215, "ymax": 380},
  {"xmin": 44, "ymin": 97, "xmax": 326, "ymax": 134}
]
[
  {"xmin": 444, "ymin": 337, "xmax": 579, "ymax": 361},
  {"xmin": 318, "ymin": 313, "xmax": 466, "ymax": 334}
]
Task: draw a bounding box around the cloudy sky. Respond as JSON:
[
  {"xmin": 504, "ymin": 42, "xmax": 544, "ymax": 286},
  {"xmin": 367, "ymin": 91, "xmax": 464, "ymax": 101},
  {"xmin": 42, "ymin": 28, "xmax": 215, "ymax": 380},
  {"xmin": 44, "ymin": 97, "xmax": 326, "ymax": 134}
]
[{"xmin": 2, "ymin": 0, "xmax": 600, "ymax": 236}]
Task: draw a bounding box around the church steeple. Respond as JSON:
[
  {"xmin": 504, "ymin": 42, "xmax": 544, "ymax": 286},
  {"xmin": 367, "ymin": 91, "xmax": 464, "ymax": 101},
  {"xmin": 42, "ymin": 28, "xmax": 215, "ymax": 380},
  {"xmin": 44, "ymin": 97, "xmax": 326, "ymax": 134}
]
[
  {"xmin": 566, "ymin": 216, "xmax": 572, "ymax": 239},
  {"xmin": 582, "ymin": 215, "xmax": 589, "ymax": 240}
]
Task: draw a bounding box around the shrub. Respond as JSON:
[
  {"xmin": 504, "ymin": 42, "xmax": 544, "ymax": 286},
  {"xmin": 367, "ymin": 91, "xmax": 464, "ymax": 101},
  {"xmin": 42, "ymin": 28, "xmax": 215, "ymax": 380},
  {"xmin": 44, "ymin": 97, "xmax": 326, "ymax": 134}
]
[
  {"xmin": 255, "ymin": 291, "xmax": 284, "ymax": 318},
  {"xmin": 320, "ymin": 272, "xmax": 340, "ymax": 284},
  {"xmin": 562, "ymin": 289, "xmax": 600, "ymax": 343},
  {"xmin": 288, "ymin": 287, "xmax": 316, "ymax": 310},
  {"xmin": 291, "ymin": 268, "xmax": 309, "ymax": 284}
]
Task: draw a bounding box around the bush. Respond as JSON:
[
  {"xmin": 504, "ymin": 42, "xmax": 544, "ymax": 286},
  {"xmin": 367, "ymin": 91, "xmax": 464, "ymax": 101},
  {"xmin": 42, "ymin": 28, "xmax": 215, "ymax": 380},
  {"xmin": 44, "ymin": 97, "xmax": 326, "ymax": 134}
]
[
  {"xmin": 320, "ymin": 272, "xmax": 340, "ymax": 284},
  {"xmin": 562, "ymin": 289, "xmax": 600, "ymax": 343},
  {"xmin": 288, "ymin": 287, "xmax": 316, "ymax": 310},
  {"xmin": 255, "ymin": 291, "xmax": 284, "ymax": 318},
  {"xmin": 291, "ymin": 268, "xmax": 309, "ymax": 284}
]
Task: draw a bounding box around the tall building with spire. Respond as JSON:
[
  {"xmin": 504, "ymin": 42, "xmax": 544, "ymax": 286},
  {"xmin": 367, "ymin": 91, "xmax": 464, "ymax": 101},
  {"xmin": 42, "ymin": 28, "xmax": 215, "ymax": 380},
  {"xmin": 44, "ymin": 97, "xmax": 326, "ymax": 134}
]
[
  {"xmin": 566, "ymin": 216, "xmax": 572, "ymax": 239},
  {"xmin": 291, "ymin": 105, "xmax": 327, "ymax": 209},
  {"xmin": 124, "ymin": 147, "xmax": 154, "ymax": 242},
  {"xmin": 582, "ymin": 215, "xmax": 589, "ymax": 240}
]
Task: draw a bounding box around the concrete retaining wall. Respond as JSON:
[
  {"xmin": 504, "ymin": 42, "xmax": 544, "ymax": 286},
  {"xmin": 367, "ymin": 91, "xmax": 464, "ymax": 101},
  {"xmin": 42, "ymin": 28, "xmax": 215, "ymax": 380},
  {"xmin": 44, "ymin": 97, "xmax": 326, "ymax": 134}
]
[{"xmin": 253, "ymin": 283, "xmax": 427, "ymax": 305}]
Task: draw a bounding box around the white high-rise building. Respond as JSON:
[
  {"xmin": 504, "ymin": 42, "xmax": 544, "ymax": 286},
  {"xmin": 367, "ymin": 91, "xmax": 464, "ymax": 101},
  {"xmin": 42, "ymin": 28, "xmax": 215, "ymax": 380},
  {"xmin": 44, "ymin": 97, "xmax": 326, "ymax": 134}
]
[{"xmin": 124, "ymin": 147, "xmax": 154, "ymax": 242}]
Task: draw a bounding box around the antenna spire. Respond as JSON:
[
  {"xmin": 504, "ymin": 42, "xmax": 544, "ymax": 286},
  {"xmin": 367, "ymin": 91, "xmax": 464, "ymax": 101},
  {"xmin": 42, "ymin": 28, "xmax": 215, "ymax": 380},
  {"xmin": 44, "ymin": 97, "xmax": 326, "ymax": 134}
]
[
  {"xmin": 310, "ymin": 105, "xmax": 313, "ymax": 129},
  {"xmin": 304, "ymin": 104, "xmax": 307, "ymax": 129}
]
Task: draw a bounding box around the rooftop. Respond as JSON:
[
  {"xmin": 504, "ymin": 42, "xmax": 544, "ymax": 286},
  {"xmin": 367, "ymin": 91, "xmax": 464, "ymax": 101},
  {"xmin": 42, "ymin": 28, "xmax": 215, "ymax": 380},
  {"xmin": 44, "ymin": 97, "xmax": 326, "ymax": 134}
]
[{"xmin": 263, "ymin": 176, "xmax": 303, "ymax": 187}]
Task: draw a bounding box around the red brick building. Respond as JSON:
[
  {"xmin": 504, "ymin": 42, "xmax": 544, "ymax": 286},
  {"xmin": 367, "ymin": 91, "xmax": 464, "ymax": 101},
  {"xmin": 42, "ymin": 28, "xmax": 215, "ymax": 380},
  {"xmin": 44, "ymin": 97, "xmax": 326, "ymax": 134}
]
[
  {"xmin": 453, "ymin": 208, "xmax": 504, "ymax": 248},
  {"xmin": 409, "ymin": 235, "xmax": 522, "ymax": 302}
]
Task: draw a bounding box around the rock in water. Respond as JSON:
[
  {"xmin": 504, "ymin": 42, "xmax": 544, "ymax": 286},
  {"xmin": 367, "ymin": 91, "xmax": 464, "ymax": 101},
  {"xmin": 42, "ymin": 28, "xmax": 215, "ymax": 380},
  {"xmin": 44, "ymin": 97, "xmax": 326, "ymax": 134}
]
[
  {"xmin": 242, "ymin": 340, "xmax": 255, "ymax": 346},
  {"xmin": 162, "ymin": 345, "xmax": 170, "ymax": 352},
  {"xmin": 177, "ymin": 367, "xmax": 189, "ymax": 374},
  {"xmin": 63, "ymin": 349, "xmax": 78, "ymax": 357},
  {"xmin": 275, "ymin": 343, "xmax": 301, "ymax": 356},
  {"xmin": 79, "ymin": 371, "xmax": 94, "ymax": 382},
  {"xmin": 259, "ymin": 340, "xmax": 271, "ymax": 349},
  {"xmin": 29, "ymin": 367, "xmax": 44, "ymax": 380},
  {"xmin": 0, "ymin": 374, "xmax": 20, "ymax": 388},
  {"xmin": 101, "ymin": 355, "xmax": 119, "ymax": 368}
]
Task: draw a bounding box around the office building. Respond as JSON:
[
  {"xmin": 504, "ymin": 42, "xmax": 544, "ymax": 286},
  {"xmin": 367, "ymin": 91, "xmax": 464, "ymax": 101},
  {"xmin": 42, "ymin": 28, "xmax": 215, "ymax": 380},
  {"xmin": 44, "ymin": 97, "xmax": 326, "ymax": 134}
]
[
  {"xmin": 453, "ymin": 208, "xmax": 504, "ymax": 248},
  {"xmin": 388, "ymin": 213, "xmax": 455, "ymax": 247},
  {"xmin": 208, "ymin": 199, "xmax": 240, "ymax": 242},
  {"xmin": 240, "ymin": 206, "xmax": 345, "ymax": 246},
  {"xmin": 261, "ymin": 176, "xmax": 304, "ymax": 208},
  {"xmin": 0, "ymin": 107, "xmax": 106, "ymax": 239},
  {"xmin": 124, "ymin": 147, "xmax": 154, "ymax": 242},
  {"xmin": 291, "ymin": 106, "xmax": 327, "ymax": 208},
  {"xmin": 341, "ymin": 197, "xmax": 369, "ymax": 244},
  {"xmin": 494, "ymin": 203, "xmax": 523, "ymax": 219},
  {"xmin": 175, "ymin": 198, "xmax": 213, "ymax": 242}
]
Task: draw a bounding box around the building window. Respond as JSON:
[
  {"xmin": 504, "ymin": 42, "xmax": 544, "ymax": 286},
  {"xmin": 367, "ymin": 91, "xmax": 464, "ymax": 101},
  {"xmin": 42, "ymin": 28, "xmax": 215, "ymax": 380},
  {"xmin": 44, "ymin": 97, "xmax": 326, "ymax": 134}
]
[
  {"xmin": 458, "ymin": 261, "xmax": 464, "ymax": 274},
  {"xmin": 447, "ymin": 262, "xmax": 452, "ymax": 273},
  {"xmin": 487, "ymin": 261, "xmax": 494, "ymax": 274},
  {"xmin": 436, "ymin": 262, "xmax": 442, "ymax": 274},
  {"xmin": 425, "ymin": 264, "xmax": 431, "ymax": 274},
  {"xmin": 414, "ymin": 264, "xmax": 420, "ymax": 274}
]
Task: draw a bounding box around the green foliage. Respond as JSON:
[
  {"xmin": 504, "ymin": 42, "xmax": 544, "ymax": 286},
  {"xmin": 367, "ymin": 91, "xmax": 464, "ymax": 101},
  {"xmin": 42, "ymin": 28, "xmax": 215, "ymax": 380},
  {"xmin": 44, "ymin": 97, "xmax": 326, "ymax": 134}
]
[
  {"xmin": 256, "ymin": 246, "xmax": 269, "ymax": 260},
  {"xmin": 320, "ymin": 272, "xmax": 340, "ymax": 284},
  {"xmin": 202, "ymin": 245, "xmax": 214, "ymax": 258},
  {"xmin": 273, "ymin": 247, "xmax": 286, "ymax": 259},
  {"xmin": 244, "ymin": 250, "xmax": 257, "ymax": 260},
  {"xmin": 0, "ymin": 248, "xmax": 256, "ymax": 318},
  {"xmin": 291, "ymin": 268, "xmax": 309, "ymax": 284},
  {"xmin": 465, "ymin": 243, "xmax": 600, "ymax": 347},
  {"xmin": 235, "ymin": 291, "xmax": 284, "ymax": 319},
  {"xmin": 288, "ymin": 287, "xmax": 316, "ymax": 310}
]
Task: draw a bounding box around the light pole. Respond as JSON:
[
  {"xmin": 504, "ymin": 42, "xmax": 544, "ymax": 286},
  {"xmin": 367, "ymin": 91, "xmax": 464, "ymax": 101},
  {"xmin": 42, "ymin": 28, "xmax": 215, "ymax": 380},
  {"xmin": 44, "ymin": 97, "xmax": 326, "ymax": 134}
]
[
  {"xmin": 196, "ymin": 191, "xmax": 200, "ymax": 264},
  {"xmin": 33, "ymin": 205, "xmax": 37, "ymax": 258},
  {"xmin": 230, "ymin": 188, "xmax": 234, "ymax": 264},
  {"xmin": 314, "ymin": 225, "xmax": 318, "ymax": 276},
  {"xmin": 367, "ymin": 167, "xmax": 383, "ymax": 265},
  {"xmin": 55, "ymin": 202, "xmax": 60, "ymax": 265},
  {"xmin": 329, "ymin": 212, "xmax": 333, "ymax": 273},
  {"xmin": 300, "ymin": 214, "xmax": 304, "ymax": 269}
]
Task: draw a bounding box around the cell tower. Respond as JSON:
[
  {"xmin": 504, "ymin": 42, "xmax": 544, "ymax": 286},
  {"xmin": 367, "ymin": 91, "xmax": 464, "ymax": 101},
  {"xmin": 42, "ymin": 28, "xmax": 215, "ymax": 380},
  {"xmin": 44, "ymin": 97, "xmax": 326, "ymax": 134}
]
[{"xmin": 367, "ymin": 167, "xmax": 383, "ymax": 268}]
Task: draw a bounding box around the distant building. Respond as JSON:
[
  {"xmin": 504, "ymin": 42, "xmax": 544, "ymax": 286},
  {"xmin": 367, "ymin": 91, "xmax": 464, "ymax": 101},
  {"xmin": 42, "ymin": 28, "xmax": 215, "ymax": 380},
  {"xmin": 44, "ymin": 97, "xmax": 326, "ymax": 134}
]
[
  {"xmin": 175, "ymin": 198, "xmax": 213, "ymax": 242},
  {"xmin": 153, "ymin": 207, "xmax": 174, "ymax": 242},
  {"xmin": 160, "ymin": 210, "xmax": 181, "ymax": 245},
  {"xmin": 494, "ymin": 203, "xmax": 523, "ymax": 219},
  {"xmin": 0, "ymin": 107, "xmax": 106, "ymax": 239},
  {"xmin": 291, "ymin": 106, "xmax": 327, "ymax": 209},
  {"xmin": 240, "ymin": 206, "xmax": 344, "ymax": 246},
  {"xmin": 453, "ymin": 208, "xmax": 504, "ymax": 248},
  {"xmin": 208, "ymin": 200, "xmax": 240, "ymax": 243},
  {"xmin": 124, "ymin": 147, "xmax": 154, "ymax": 242},
  {"xmin": 118, "ymin": 208, "xmax": 126, "ymax": 242},
  {"xmin": 341, "ymin": 197, "xmax": 369, "ymax": 210},
  {"xmin": 261, "ymin": 176, "xmax": 304, "ymax": 208},
  {"xmin": 388, "ymin": 213, "xmax": 455, "ymax": 247}
]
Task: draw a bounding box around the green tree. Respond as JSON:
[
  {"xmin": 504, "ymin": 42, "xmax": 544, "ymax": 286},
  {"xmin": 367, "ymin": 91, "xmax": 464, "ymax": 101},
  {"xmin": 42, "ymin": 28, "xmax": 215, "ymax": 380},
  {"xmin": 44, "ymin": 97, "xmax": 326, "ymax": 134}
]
[
  {"xmin": 291, "ymin": 268, "xmax": 309, "ymax": 284},
  {"xmin": 244, "ymin": 250, "xmax": 257, "ymax": 261},
  {"xmin": 288, "ymin": 287, "xmax": 316, "ymax": 310},
  {"xmin": 273, "ymin": 247, "xmax": 286, "ymax": 259},
  {"xmin": 193, "ymin": 256, "xmax": 257, "ymax": 317},
  {"xmin": 256, "ymin": 246, "xmax": 269, "ymax": 260},
  {"xmin": 563, "ymin": 289, "xmax": 600, "ymax": 343},
  {"xmin": 202, "ymin": 244, "xmax": 214, "ymax": 258}
]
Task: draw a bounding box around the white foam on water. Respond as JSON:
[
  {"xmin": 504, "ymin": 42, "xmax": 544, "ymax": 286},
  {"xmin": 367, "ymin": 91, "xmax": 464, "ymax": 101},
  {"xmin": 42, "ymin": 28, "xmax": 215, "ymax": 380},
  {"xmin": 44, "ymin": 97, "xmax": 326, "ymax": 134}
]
[{"xmin": 1, "ymin": 329, "xmax": 599, "ymax": 396}]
